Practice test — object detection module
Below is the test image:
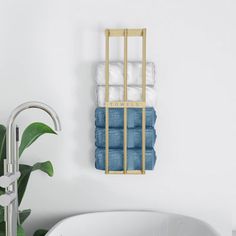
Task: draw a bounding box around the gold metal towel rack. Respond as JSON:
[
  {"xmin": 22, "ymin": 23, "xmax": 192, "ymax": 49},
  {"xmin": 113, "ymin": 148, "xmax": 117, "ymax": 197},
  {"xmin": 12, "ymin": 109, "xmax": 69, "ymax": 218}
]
[{"xmin": 105, "ymin": 28, "xmax": 146, "ymax": 175}]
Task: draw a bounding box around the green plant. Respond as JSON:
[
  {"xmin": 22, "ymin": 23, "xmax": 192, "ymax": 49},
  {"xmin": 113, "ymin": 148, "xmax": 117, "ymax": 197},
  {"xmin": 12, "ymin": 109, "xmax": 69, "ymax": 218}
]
[{"xmin": 0, "ymin": 122, "xmax": 57, "ymax": 236}]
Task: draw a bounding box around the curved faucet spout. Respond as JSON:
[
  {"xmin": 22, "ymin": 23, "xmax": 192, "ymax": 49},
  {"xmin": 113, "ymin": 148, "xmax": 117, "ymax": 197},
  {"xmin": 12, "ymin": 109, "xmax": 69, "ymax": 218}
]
[{"xmin": 7, "ymin": 101, "xmax": 61, "ymax": 132}]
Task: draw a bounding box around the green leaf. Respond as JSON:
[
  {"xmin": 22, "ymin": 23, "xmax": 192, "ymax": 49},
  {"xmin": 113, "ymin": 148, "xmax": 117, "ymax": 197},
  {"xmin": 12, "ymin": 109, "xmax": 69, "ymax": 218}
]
[
  {"xmin": 0, "ymin": 125, "xmax": 6, "ymax": 161},
  {"xmin": 0, "ymin": 162, "xmax": 4, "ymax": 179},
  {"xmin": 32, "ymin": 161, "xmax": 54, "ymax": 177},
  {"xmin": 18, "ymin": 165, "xmax": 32, "ymax": 206},
  {"xmin": 0, "ymin": 207, "xmax": 4, "ymax": 224},
  {"xmin": 17, "ymin": 224, "xmax": 26, "ymax": 236},
  {"xmin": 0, "ymin": 188, "xmax": 4, "ymax": 196},
  {"xmin": 0, "ymin": 222, "xmax": 23, "ymax": 236},
  {"xmin": 18, "ymin": 162, "xmax": 54, "ymax": 205},
  {"xmin": 0, "ymin": 222, "xmax": 26, "ymax": 236},
  {"xmin": 33, "ymin": 229, "xmax": 48, "ymax": 236},
  {"xmin": 0, "ymin": 222, "xmax": 5, "ymax": 236},
  {"xmin": 19, "ymin": 122, "xmax": 56, "ymax": 157},
  {"xmin": 19, "ymin": 209, "xmax": 31, "ymax": 224},
  {"xmin": 0, "ymin": 204, "xmax": 31, "ymax": 225}
]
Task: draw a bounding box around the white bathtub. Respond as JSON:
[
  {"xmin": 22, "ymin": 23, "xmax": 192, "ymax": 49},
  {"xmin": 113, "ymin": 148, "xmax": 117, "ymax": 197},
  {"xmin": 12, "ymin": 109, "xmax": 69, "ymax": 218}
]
[{"xmin": 46, "ymin": 211, "xmax": 220, "ymax": 236}]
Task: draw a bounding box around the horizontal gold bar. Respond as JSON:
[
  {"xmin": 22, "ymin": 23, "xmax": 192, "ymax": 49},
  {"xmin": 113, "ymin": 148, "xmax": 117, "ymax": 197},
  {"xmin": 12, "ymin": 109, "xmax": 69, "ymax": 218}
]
[
  {"xmin": 108, "ymin": 171, "xmax": 124, "ymax": 174},
  {"xmin": 108, "ymin": 170, "xmax": 144, "ymax": 175},
  {"xmin": 106, "ymin": 29, "xmax": 144, "ymax": 37},
  {"xmin": 105, "ymin": 101, "xmax": 146, "ymax": 108},
  {"xmin": 127, "ymin": 170, "xmax": 144, "ymax": 175}
]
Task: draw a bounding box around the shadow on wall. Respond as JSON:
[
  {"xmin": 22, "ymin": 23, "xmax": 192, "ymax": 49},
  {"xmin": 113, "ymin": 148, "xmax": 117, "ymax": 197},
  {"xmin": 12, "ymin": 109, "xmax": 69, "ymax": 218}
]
[
  {"xmin": 73, "ymin": 61, "xmax": 97, "ymax": 170},
  {"xmin": 71, "ymin": 26, "xmax": 104, "ymax": 171}
]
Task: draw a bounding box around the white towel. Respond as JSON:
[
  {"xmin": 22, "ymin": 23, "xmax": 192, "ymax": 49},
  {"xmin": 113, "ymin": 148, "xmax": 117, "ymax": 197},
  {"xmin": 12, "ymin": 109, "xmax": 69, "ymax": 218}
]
[
  {"xmin": 97, "ymin": 86, "xmax": 157, "ymax": 107},
  {"xmin": 96, "ymin": 62, "xmax": 155, "ymax": 86}
]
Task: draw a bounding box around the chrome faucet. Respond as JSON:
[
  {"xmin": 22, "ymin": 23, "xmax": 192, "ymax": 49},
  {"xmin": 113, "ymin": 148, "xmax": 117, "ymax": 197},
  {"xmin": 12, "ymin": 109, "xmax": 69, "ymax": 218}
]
[{"xmin": 0, "ymin": 102, "xmax": 61, "ymax": 236}]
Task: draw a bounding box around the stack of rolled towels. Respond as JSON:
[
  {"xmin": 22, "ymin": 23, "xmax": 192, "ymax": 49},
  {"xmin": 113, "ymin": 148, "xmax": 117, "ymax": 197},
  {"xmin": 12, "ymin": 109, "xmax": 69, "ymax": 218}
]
[{"xmin": 95, "ymin": 62, "xmax": 157, "ymax": 171}]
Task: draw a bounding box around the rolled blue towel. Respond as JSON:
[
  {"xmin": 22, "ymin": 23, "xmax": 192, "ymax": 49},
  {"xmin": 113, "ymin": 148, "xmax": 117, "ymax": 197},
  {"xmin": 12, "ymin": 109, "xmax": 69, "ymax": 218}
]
[
  {"xmin": 95, "ymin": 107, "xmax": 156, "ymax": 128},
  {"xmin": 95, "ymin": 128, "xmax": 156, "ymax": 148},
  {"xmin": 95, "ymin": 148, "xmax": 156, "ymax": 171}
]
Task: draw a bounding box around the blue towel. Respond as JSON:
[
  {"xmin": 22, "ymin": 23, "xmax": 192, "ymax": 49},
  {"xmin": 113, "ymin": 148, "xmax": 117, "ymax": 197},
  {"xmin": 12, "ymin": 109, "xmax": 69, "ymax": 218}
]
[
  {"xmin": 95, "ymin": 128, "xmax": 156, "ymax": 148},
  {"xmin": 95, "ymin": 148, "xmax": 156, "ymax": 171},
  {"xmin": 95, "ymin": 107, "xmax": 156, "ymax": 128}
]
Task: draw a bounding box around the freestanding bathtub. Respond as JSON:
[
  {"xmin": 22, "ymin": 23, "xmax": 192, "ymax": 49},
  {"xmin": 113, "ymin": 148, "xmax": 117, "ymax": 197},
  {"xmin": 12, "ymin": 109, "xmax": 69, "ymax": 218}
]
[{"xmin": 45, "ymin": 211, "xmax": 220, "ymax": 236}]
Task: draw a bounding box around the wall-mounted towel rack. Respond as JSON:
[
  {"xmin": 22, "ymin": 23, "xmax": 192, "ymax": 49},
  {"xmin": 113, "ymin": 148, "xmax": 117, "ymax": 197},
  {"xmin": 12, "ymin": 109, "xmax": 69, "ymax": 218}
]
[{"xmin": 105, "ymin": 28, "xmax": 147, "ymax": 174}]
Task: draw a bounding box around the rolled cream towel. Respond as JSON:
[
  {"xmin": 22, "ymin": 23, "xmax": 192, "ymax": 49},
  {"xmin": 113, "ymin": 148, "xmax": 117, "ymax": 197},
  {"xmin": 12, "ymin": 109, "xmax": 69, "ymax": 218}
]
[
  {"xmin": 97, "ymin": 86, "xmax": 157, "ymax": 107},
  {"xmin": 96, "ymin": 62, "xmax": 155, "ymax": 86}
]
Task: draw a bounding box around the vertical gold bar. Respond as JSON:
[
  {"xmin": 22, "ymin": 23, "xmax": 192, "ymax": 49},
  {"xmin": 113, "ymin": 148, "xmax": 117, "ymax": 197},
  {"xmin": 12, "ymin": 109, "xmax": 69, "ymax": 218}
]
[
  {"xmin": 124, "ymin": 29, "xmax": 128, "ymax": 101},
  {"xmin": 142, "ymin": 29, "xmax": 147, "ymax": 174},
  {"xmin": 123, "ymin": 29, "xmax": 128, "ymax": 174},
  {"xmin": 105, "ymin": 29, "xmax": 110, "ymax": 174}
]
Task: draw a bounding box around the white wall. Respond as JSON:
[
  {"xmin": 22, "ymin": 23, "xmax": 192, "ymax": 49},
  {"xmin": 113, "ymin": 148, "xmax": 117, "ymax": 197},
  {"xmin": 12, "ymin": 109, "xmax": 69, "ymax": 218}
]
[{"xmin": 0, "ymin": 0, "xmax": 235, "ymax": 235}]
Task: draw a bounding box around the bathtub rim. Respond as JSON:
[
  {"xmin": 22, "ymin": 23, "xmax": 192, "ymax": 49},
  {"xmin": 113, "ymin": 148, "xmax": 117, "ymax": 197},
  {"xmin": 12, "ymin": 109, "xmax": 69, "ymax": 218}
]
[{"xmin": 45, "ymin": 210, "xmax": 220, "ymax": 236}]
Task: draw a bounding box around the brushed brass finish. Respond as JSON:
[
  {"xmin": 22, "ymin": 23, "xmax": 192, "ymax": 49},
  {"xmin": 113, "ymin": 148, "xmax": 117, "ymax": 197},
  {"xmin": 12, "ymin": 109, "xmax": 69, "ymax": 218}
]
[
  {"xmin": 105, "ymin": 30, "xmax": 110, "ymax": 174},
  {"xmin": 123, "ymin": 29, "xmax": 128, "ymax": 174},
  {"xmin": 108, "ymin": 29, "xmax": 143, "ymax": 37},
  {"xmin": 108, "ymin": 170, "xmax": 143, "ymax": 175},
  {"xmin": 108, "ymin": 171, "xmax": 124, "ymax": 174},
  {"xmin": 104, "ymin": 28, "xmax": 147, "ymax": 175},
  {"xmin": 141, "ymin": 29, "xmax": 147, "ymax": 174},
  {"xmin": 105, "ymin": 101, "xmax": 146, "ymax": 108}
]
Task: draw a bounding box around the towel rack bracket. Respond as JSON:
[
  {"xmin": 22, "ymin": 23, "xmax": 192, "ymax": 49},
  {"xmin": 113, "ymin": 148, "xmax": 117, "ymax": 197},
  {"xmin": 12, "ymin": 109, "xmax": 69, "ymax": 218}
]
[{"xmin": 104, "ymin": 28, "xmax": 147, "ymax": 175}]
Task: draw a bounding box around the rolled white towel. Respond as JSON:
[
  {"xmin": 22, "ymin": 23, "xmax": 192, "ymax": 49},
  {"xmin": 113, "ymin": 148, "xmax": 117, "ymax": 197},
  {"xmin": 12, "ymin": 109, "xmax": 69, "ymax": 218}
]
[
  {"xmin": 96, "ymin": 62, "xmax": 155, "ymax": 86},
  {"xmin": 97, "ymin": 86, "xmax": 157, "ymax": 107}
]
